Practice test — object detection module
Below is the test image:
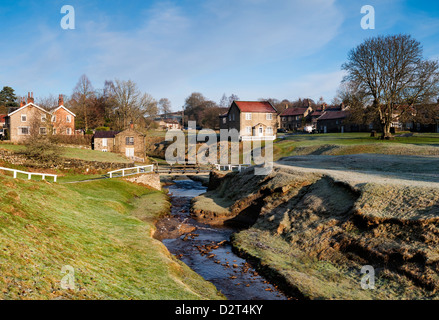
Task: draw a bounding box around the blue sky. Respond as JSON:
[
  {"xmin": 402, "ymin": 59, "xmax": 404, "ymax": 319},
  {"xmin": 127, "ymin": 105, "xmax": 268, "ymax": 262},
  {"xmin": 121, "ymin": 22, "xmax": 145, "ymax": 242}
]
[{"xmin": 1, "ymin": 0, "xmax": 439, "ymax": 111}]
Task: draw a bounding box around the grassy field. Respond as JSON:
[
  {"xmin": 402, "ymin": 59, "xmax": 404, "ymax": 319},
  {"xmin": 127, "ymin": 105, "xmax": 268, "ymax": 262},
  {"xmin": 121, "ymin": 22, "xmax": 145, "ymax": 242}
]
[
  {"xmin": 0, "ymin": 143, "xmax": 131, "ymax": 163},
  {"xmin": 273, "ymin": 132, "xmax": 439, "ymax": 160},
  {"xmin": 0, "ymin": 175, "xmax": 223, "ymax": 300}
]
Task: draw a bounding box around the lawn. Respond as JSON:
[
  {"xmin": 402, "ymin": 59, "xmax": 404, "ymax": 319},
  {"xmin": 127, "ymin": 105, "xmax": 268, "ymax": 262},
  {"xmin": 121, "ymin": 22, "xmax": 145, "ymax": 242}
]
[
  {"xmin": 273, "ymin": 132, "xmax": 439, "ymax": 160},
  {"xmin": 0, "ymin": 175, "xmax": 223, "ymax": 300}
]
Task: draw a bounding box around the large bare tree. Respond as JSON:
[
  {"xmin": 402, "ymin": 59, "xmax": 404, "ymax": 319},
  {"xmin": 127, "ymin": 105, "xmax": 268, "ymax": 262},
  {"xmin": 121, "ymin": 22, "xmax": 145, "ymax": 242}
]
[
  {"xmin": 112, "ymin": 79, "xmax": 157, "ymax": 129},
  {"xmin": 342, "ymin": 34, "xmax": 439, "ymax": 139}
]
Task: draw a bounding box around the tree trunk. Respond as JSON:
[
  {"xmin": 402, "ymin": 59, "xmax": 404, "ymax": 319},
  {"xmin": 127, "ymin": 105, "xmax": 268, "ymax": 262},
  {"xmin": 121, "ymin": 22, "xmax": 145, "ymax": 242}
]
[{"xmin": 381, "ymin": 121, "xmax": 393, "ymax": 140}]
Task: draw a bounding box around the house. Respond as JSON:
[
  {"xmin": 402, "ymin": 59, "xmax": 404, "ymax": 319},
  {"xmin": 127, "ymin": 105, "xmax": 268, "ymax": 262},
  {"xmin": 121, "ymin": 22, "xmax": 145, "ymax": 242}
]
[
  {"xmin": 51, "ymin": 95, "xmax": 76, "ymax": 135},
  {"xmin": 4, "ymin": 92, "xmax": 76, "ymax": 143},
  {"xmin": 92, "ymin": 125, "xmax": 146, "ymax": 160},
  {"xmin": 157, "ymin": 119, "xmax": 181, "ymax": 130},
  {"xmin": 279, "ymin": 106, "xmax": 312, "ymax": 131},
  {"xmin": 219, "ymin": 101, "xmax": 278, "ymax": 141},
  {"xmin": 316, "ymin": 110, "xmax": 351, "ymax": 133},
  {"xmin": 92, "ymin": 130, "xmax": 120, "ymax": 152}
]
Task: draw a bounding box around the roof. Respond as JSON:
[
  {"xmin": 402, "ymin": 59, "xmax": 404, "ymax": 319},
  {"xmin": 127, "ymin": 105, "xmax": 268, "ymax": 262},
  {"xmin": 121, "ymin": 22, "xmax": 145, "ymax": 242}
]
[
  {"xmin": 280, "ymin": 107, "xmax": 309, "ymax": 116},
  {"xmin": 317, "ymin": 110, "xmax": 349, "ymax": 121},
  {"xmin": 233, "ymin": 101, "xmax": 277, "ymax": 113},
  {"xmin": 8, "ymin": 103, "xmax": 50, "ymax": 117},
  {"xmin": 0, "ymin": 115, "xmax": 6, "ymax": 122},
  {"xmin": 52, "ymin": 105, "xmax": 76, "ymax": 117},
  {"xmin": 94, "ymin": 131, "xmax": 120, "ymax": 138}
]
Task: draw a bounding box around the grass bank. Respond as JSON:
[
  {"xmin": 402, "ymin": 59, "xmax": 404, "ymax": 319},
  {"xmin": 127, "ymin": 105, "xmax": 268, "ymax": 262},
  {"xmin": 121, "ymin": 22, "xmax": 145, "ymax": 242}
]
[
  {"xmin": 274, "ymin": 132, "xmax": 439, "ymax": 160},
  {"xmin": 0, "ymin": 175, "xmax": 223, "ymax": 300}
]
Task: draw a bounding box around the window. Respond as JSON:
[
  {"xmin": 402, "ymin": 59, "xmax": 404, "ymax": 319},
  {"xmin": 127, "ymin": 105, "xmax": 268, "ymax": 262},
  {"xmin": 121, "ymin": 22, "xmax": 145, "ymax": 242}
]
[
  {"xmin": 53, "ymin": 128, "xmax": 57, "ymax": 135},
  {"xmin": 21, "ymin": 114, "xmax": 27, "ymax": 122},
  {"xmin": 266, "ymin": 127, "xmax": 273, "ymax": 135},
  {"xmin": 222, "ymin": 117, "xmax": 226, "ymax": 124},
  {"xmin": 246, "ymin": 126, "xmax": 251, "ymax": 134},
  {"xmin": 245, "ymin": 113, "xmax": 252, "ymax": 120},
  {"xmin": 18, "ymin": 127, "xmax": 29, "ymax": 135},
  {"xmin": 102, "ymin": 138, "xmax": 108, "ymax": 147},
  {"xmin": 39, "ymin": 127, "xmax": 47, "ymax": 135},
  {"xmin": 41, "ymin": 115, "xmax": 46, "ymax": 122},
  {"xmin": 266, "ymin": 113, "xmax": 272, "ymax": 120},
  {"xmin": 52, "ymin": 115, "xmax": 56, "ymax": 122},
  {"xmin": 66, "ymin": 115, "xmax": 72, "ymax": 123},
  {"xmin": 126, "ymin": 137, "xmax": 134, "ymax": 145},
  {"xmin": 66, "ymin": 128, "xmax": 72, "ymax": 135},
  {"xmin": 282, "ymin": 117, "xmax": 286, "ymax": 122}
]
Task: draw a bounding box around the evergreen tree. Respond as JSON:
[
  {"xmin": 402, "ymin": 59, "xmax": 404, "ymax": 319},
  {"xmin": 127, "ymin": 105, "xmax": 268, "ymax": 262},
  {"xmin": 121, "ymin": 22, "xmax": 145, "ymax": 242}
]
[{"xmin": 0, "ymin": 86, "xmax": 18, "ymax": 109}]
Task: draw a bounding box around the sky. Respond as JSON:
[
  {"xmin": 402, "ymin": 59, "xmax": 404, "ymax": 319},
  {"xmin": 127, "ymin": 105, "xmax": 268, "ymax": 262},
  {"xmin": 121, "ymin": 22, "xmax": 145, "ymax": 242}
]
[{"xmin": 1, "ymin": 0, "xmax": 439, "ymax": 111}]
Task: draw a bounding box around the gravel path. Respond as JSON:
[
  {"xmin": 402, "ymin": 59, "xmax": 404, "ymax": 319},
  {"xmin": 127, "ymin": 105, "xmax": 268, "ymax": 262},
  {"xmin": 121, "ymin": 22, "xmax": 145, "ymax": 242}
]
[{"xmin": 276, "ymin": 154, "xmax": 439, "ymax": 188}]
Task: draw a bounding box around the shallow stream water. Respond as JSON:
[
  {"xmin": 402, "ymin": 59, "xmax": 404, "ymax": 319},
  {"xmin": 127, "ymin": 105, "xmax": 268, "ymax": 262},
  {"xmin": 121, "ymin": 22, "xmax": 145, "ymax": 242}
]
[{"xmin": 157, "ymin": 179, "xmax": 288, "ymax": 300}]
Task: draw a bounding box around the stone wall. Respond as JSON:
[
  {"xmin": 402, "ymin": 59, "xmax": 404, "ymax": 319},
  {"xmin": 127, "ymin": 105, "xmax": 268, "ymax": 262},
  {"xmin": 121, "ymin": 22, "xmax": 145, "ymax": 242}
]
[
  {"xmin": 0, "ymin": 149, "xmax": 131, "ymax": 171},
  {"xmin": 125, "ymin": 173, "xmax": 161, "ymax": 190}
]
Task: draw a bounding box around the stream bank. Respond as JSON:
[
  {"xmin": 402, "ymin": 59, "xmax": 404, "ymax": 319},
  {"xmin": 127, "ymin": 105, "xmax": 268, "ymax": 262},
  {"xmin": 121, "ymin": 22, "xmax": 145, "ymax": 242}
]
[{"xmin": 155, "ymin": 177, "xmax": 288, "ymax": 300}]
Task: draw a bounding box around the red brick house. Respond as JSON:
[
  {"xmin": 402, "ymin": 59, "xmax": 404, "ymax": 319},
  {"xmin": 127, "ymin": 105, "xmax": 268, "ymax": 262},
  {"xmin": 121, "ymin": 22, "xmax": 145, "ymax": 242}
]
[{"xmin": 219, "ymin": 101, "xmax": 278, "ymax": 140}]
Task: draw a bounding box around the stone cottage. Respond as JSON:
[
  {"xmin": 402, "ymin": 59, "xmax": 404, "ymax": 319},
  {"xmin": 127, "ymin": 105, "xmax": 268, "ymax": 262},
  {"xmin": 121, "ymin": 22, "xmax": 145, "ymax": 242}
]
[{"xmin": 92, "ymin": 126, "xmax": 146, "ymax": 161}]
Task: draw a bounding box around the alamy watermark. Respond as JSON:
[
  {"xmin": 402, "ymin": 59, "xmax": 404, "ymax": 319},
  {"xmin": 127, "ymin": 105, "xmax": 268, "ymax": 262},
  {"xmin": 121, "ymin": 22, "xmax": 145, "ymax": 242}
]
[
  {"xmin": 60, "ymin": 5, "xmax": 75, "ymax": 30},
  {"xmin": 361, "ymin": 5, "xmax": 375, "ymax": 30},
  {"xmin": 60, "ymin": 265, "xmax": 76, "ymax": 290},
  {"xmin": 360, "ymin": 265, "xmax": 375, "ymax": 290}
]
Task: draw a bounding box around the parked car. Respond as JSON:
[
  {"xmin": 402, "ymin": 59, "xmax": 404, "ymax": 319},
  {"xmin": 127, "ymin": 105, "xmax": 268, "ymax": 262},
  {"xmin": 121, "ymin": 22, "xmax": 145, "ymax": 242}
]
[{"xmin": 277, "ymin": 128, "xmax": 287, "ymax": 133}]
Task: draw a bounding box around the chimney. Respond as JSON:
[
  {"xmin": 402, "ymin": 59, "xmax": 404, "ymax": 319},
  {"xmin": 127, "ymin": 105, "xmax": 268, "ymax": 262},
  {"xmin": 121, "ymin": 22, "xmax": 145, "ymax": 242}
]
[
  {"xmin": 285, "ymin": 104, "xmax": 289, "ymax": 109},
  {"xmin": 20, "ymin": 97, "xmax": 25, "ymax": 108},
  {"xmin": 27, "ymin": 92, "xmax": 34, "ymax": 104},
  {"xmin": 58, "ymin": 94, "xmax": 64, "ymax": 107},
  {"xmin": 130, "ymin": 121, "xmax": 134, "ymax": 130}
]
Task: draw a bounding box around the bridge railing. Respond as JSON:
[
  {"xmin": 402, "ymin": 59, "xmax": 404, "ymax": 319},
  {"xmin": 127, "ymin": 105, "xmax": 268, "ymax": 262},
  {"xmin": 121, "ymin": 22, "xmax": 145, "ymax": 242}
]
[
  {"xmin": 108, "ymin": 165, "xmax": 154, "ymax": 178},
  {"xmin": 0, "ymin": 166, "xmax": 57, "ymax": 182},
  {"xmin": 214, "ymin": 164, "xmax": 250, "ymax": 172}
]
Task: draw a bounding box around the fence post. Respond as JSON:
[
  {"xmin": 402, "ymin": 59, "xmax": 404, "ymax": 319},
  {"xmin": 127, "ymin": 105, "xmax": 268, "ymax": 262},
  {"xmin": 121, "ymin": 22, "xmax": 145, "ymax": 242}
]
[
  {"xmin": 13, "ymin": 171, "xmax": 17, "ymax": 178},
  {"xmin": 28, "ymin": 173, "xmax": 31, "ymax": 180}
]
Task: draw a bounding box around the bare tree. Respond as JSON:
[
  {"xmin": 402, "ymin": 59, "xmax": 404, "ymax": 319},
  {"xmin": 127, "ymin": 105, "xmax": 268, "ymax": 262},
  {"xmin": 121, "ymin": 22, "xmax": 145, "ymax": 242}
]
[
  {"xmin": 113, "ymin": 79, "xmax": 157, "ymax": 129},
  {"xmin": 342, "ymin": 34, "xmax": 439, "ymax": 139},
  {"xmin": 70, "ymin": 75, "xmax": 95, "ymax": 132},
  {"xmin": 158, "ymin": 98, "xmax": 172, "ymax": 116}
]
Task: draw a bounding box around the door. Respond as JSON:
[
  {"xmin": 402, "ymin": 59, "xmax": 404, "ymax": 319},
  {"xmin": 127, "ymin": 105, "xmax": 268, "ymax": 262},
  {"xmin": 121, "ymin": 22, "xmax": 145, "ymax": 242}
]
[
  {"xmin": 125, "ymin": 148, "xmax": 134, "ymax": 158},
  {"xmin": 324, "ymin": 126, "xmax": 327, "ymax": 133},
  {"xmin": 258, "ymin": 127, "xmax": 263, "ymax": 137}
]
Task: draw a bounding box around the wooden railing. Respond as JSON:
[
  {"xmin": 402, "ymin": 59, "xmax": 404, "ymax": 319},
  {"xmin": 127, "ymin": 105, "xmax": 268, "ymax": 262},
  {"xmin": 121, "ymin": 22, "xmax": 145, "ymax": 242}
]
[
  {"xmin": 108, "ymin": 165, "xmax": 154, "ymax": 178},
  {"xmin": 0, "ymin": 166, "xmax": 57, "ymax": 182}
]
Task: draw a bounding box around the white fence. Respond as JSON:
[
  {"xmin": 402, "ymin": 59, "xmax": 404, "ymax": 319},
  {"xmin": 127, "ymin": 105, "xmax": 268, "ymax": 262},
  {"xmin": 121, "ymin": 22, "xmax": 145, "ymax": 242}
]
[
  {"xmin": 0, "ymin": 166, "xmax": 57, "ymax": 182},
  {"xmin": 108, "ymin": 165, "xmax": 154, "ymax": 178},
  {"xmin": 214, "ymin": 164, "xmax": 250, "ymax": 172}
]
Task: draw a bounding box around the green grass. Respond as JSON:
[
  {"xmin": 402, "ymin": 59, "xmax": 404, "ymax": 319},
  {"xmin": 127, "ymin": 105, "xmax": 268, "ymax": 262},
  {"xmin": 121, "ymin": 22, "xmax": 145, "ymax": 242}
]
[
  {"xmin": 274, "ymin": 132, "xmax": 439, "ymax": 160},
  {"xmin": 0, "ymin": 175, "xmax": 223, "ymax": 300}
]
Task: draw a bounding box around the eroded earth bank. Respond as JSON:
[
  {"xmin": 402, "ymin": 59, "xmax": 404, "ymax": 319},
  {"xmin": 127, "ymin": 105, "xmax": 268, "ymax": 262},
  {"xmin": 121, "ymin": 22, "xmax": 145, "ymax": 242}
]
[{"xmin": 191, "ymin": 155, "xmax": 439, "ymax": 299}]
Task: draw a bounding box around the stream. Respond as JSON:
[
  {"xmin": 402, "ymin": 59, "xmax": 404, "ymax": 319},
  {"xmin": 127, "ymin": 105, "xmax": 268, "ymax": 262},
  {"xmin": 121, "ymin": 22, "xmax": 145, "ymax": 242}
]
[{"xmin": 155, "ymin": 178, "xmax": 287, "ymax": 300}]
